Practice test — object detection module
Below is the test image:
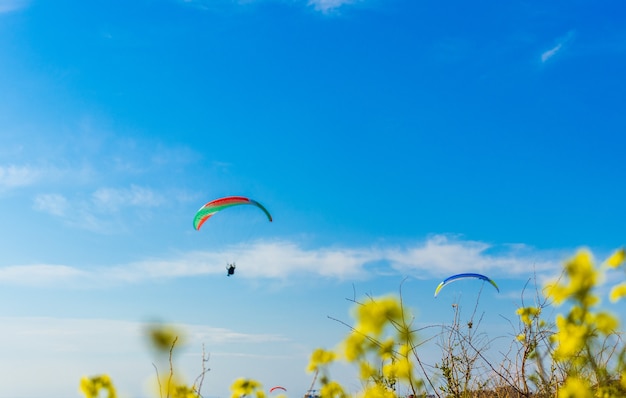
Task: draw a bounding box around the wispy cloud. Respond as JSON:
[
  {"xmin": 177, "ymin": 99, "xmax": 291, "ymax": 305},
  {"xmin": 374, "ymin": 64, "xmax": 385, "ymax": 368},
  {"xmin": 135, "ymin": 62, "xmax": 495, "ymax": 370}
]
[
  {"xmin": 0, "ymin": 315, "xmax": 297, "ymax": 397},
  {"xmin": 178, "ymin": 0, "xmax": 363, "ymax": 14},
  {"xmin": 0, "ymin": 0, "xmax": 28, "ymax": 13},
  {"xmin": 92, "ymin": 185, "xmax": 165, "ymax": 211},
  {"xmin": 0, "ymin": 235, "xmax": 566, "ymax": 286},
  {"xmin": 0, "ymin": 316, "xmax": 285, "ymax": 356},
  {"xmin": 185, "ymin": 323, "xmax": 288, "ymax": 344},
  {"xmin": 0, "ymin": 162, "xmax": 94, "ymax": 193},
  {"xmin": 541, "ymin": 30, "xmax": 575, "ymax": 63},
  {"xmin": 33, "ymin": 185, "xmax": 169, "ymax": 233},
  {"xmin": 307, "ymin": 0, "xmax": 360, "ymax": 13},
  {"xmin": 0, "ymin": 165, "xmax": 43, "ymax": 191},
  {"xmin": 0, "ymin": 264, "xmax": 88, "ymax": 286},
  {"xmin": 3, "ymin": 114, "xmax": 203, "ymax": 191},
  {"xmin": 33, "ymin": 193, "xmax": 69, "ymax": 216},
  {"xmin": 105, "ymin": 240, "xmax": 382, "ymax": 282},
  {"xmin": 386, "ymin": 235, "xmax": 559, "ymax": 277}
]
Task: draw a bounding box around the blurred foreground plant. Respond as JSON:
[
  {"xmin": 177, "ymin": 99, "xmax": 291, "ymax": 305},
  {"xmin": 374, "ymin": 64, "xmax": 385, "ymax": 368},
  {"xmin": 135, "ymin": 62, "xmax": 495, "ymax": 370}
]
[
  {"xmin": 80, "ymin": 323, "xmax": 208, "ymax": 398},
  {"xmin": 544, "ymin": 248, "xmax": 626, "ymax": 397},
  {"xmin": 318, "ymin": 291, "xmax": 433, "ymax": 397},
  {"xmin": 80, "ymin": 375, "xmax": 117, "ymax": 398},
  {"xmin": 79, "ymin": 248, "xmax": 626, "ymax": 398}
]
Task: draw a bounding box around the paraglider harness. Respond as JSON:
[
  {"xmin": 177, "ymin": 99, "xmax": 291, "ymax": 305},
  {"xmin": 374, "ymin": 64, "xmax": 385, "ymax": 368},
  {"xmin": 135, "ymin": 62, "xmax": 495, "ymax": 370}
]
[{"xmin": 226, "ymin": 263, "xmax": 236, "ymax": 276}]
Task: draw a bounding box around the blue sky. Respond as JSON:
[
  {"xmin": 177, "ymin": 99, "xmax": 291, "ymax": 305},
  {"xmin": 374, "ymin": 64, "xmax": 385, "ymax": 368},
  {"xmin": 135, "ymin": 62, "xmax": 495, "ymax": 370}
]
[{"xmin": 1, "ymin": 0, "xmax": 625, "ymax": 397}]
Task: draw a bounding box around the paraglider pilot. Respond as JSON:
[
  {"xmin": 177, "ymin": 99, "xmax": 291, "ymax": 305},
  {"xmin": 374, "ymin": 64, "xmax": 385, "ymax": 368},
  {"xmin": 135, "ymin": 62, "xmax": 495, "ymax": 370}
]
[{"xmin": 226, "ymin": 263, "xmax": 236, "ymax": 276}]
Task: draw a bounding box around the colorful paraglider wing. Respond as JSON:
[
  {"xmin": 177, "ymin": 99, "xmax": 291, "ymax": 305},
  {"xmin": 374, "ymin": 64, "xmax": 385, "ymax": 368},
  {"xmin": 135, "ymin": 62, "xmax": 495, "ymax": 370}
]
[
  {"xmin": 269, "ymin": 386, "xmax": 287, "ymax": 393},
  {"xmin": 193, "ymin": 196, "xmax": 273, "ymax": 230},
  {"xmin": 433, "ymin": 273, "xmax": 499, "ymax": 297},
  {"xmin": 434, "ymin": 281, "xmax": 446, "ymax": 297}
]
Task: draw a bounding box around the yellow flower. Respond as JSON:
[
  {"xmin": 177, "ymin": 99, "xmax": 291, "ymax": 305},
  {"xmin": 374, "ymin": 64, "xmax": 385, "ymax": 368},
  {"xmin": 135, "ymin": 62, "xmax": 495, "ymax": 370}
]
[
  {"xmin": 79, "ymin": 377, "xmax": 96, "ymax": 398},
  {"xmin": 343, "ymin": 332, "xmax": 366, "ymax": 361},
  {"xmin": 558, "ymin": 377, "xmax": 593, "ymax": 398},
  {"xmin": 609, "ymin": 282, "xmax": 626, "ymax": 303},
  {"xmin": 79, "ymin": 375, "xmax": 117, "ymax": 398},
  {"xmin": 359, "ymin": 361, "xmax": 377, "ymax": 381},
  {"xmin": 152, "ymin": 374, "xmax": 198, "ymax": 398},
  {"xmin": 361, "ymin": 384, "xmax": 395, "ymax": 398},
  {"xmin": 146, "ymin": 324, "xmax": 185, "ymax": 352},
  {"xmin": 320, "ymin": 381, "xmax": 346, "ymax": 398},
  {"xmin": 594, "ymin": 311, "xmax": 619, "ymax": 334},
  {"xmin": 581, "ymin": 294, "xmax": 599, "ymax": 308},
  {"xmin": 547, "ymin": 250, "xmax": 602, "ymax": 306},
  {"xmin": 307, "ymin": 348, "xmax": 336, "ymax": 372},
  {"xmin": 565, "ymin": 250, "xmax": 598, "ymax": 295},
  {"xmin": 230, "ymin": 378, "xmax": 263, "ymax": 398},
  {"xmin": 516, "ymin": 333, "xmax": 526, "ymax": 342},
  {"xmin": 398, "ymin": 343, "xmax": 411, "ymax": 358},
  {"xmin": 606, "ymin": 248, "xmax": 625, "ymax": 268},
  {"xmin": 394, "ymin": 357, "xmax": 413, "ymax": 381},
  {"xmin": 569, "ymin": 305, "xmax": 592, "ymax": 324},
  {"xmin": 381, "ymin": 361, "xmax": 397, "ymax": 382},
  {"xmin": 553, "ymin": 314, "xmax": 588, "ymax": 360},
  {"xmin": 378, "ymin": 338, "xmax": 395, "ymax": 360},
  {"xmin": 396, "ymin": 322, "xmax": 415, "ymax": 346},
  {"xmin": 355, "ymin": 297, "xmax": 402, "ymax": 336},
  {"xmin": 169, "ymin": 385, "xmax": 200, "ymax": 398},
  {"xmin": 545, "ymin": 283, "xmax": 569, "ymax": 305},
  {"xmin": 381, "ymin": 356, "xmax": 412, "ymax": 383},
  {"xmin": 516, "ymin": 306, "xmax": 541, "ymax": 325}
]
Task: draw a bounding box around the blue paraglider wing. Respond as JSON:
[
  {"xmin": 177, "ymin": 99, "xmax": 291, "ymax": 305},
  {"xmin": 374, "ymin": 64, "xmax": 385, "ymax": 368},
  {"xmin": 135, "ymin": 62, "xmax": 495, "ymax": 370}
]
[{"xmin": 434, "ymin": 273, "xmax": 499, "ymax": 297}]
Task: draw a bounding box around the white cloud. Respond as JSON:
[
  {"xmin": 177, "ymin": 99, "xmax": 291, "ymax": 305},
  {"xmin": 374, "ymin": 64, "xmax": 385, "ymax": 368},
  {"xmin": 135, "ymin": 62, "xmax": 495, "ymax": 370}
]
[
  {"xmin": 0, "ymin": 316, "xmax": 288, "ymax": 397},
  {"xmin": 541, "ymin": 43, "xmax": 563, "ymax": 62},
  {"xmin": 0, "ymin": 317, "xmax": 286, "ymax": 356},
  {"xmin": 224, "ymin": 240, "xmax": 380, "ymax": 279},
  {"xmin": 33, "ymin": 193, "xmax": 69, "ymax": 216},
  {"xmin": 0, "ymin": 164, "xmax": 42, "ymax": 190},
  {"xmin": 102, "ymin": 240, "xmax": 382, "ymax": 282},
  {"xmin": 0, "ymin": 264, "xmax": 87, "ymax": 286},
  {"xmin": 0, "ymin": 163, "xmax": 89, "ymax": 193},
  {"xmin": 0, "ymin": 235, "xmax": 564, "ymax": 287},
  {"xmin": 541, "ymin": 30, "xmax": 575, "ymax": 63},
  {"xmin": 185, "ymin": 323, "xmax": 288, "ymax": 344},
  {"xmin": 92, "ymin": 185, "xmax": 165, "ymax": 211},
  {"xmin": 386, "ymin": 235, "xmax": 558, "ymax": 277},
  {"xmin": 33, "ymin": 185, "xmax": 169, "ymax": 233},
  {"xmin": 308, "ymin": 0, "xmax": 359, "ymax": 12},
  {"xmin": 178, "ymin": 0, "xmax": 363, "ymax": 14},
  {"xmin": 0, "ymin": 0, "xmax": 28, "ymax": 13}
]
